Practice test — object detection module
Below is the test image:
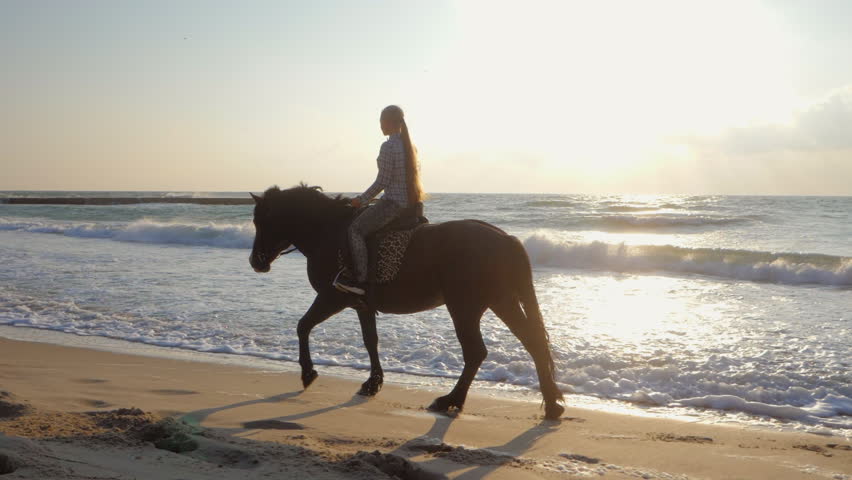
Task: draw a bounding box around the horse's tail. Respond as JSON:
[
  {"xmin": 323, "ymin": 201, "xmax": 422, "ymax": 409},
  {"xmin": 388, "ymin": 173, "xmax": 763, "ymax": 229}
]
[{"xmin": 511, "ymin": 237, "xmax": 564, "ymax": 404}]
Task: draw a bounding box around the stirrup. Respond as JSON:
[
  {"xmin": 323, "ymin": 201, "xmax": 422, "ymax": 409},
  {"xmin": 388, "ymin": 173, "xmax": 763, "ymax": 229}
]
[{"xmin": 333, "ymin": 269, "xmax": 366, "ymax": 296}]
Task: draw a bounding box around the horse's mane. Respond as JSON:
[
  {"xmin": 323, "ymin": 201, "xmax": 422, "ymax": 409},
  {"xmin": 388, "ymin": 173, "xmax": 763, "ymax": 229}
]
[{"xmin": 260, "ymin": 183, "xmax": 352, "ymax": 222}]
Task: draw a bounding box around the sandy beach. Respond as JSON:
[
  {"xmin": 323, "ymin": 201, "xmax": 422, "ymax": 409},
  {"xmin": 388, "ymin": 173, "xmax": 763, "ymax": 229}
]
[{"xmin": 0, "ymin": 337, "xmax": 848, "ymax": 479}]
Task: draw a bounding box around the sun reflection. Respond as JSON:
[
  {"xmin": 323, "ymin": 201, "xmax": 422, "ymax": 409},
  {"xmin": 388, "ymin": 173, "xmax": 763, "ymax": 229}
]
[
  {"xmin": 583, "ymin": 276, "xmax": 689, "ymax": 340},
  {"xmin": 541, "ymin": 273, "xmax": 728, "ymax": 351}
]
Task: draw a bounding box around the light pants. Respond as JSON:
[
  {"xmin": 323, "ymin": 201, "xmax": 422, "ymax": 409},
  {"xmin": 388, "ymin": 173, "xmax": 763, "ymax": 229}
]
[{"xmin": 348, "ymin": 198, "xmax": 403, "ymax": 283}]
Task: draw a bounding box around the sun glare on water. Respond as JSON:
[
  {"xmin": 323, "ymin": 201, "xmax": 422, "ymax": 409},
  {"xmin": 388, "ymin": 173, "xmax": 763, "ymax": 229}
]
[{"xmin": 540, "ymin": 273, "xmax": 729, "ymax": 355}]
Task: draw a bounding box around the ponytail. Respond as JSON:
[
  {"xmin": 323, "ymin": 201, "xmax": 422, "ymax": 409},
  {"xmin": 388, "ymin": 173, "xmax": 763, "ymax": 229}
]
[{"xmin": 399, "ymin": 118, "xmax": 425, "ymax": 205}]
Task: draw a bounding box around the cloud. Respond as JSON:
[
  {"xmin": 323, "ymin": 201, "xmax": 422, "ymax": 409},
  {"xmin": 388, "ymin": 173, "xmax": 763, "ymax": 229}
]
[{"xmin": 681, "ymin": 85, "xmax": 852, "ymax": 154}]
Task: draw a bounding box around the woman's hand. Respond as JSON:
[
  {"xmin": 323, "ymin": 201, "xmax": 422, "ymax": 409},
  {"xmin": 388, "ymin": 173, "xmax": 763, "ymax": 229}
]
[{"xmin": 351, "ymin": 198, "xmax": 362, "ymax": 209}]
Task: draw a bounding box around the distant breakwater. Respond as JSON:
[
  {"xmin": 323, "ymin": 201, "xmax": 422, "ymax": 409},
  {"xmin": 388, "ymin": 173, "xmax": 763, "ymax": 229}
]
[{"xmin": 1, "ymin": 197, "xmax": 254, "ymax": 205}]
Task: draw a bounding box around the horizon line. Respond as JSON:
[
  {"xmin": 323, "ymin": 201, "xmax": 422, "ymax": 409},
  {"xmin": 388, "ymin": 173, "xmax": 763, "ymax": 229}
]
[{"xmin": 1, "ymin": 189, "xmax": 851, "ymax": 198}]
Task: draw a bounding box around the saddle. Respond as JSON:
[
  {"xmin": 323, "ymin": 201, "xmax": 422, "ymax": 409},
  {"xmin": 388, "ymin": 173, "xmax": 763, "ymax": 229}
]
[{"xmin": 339, "ymin": 202, "xmax": 428, "ymax": 288}]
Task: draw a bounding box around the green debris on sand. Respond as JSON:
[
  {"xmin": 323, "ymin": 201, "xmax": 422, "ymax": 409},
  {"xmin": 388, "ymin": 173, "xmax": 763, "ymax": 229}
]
[
  {"xmin": 138, "ymin": 417, "xmax": 201, "ymax": 453},
  {"xmin": 135, "ymin": 417, "xmax": 260, "ymax": 467}
]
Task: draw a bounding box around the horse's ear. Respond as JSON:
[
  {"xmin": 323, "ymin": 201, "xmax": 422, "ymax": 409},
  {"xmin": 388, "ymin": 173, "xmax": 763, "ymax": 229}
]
[{"xmin": 250, "ymin": 193, "xmax": 261, "ymax": 203}]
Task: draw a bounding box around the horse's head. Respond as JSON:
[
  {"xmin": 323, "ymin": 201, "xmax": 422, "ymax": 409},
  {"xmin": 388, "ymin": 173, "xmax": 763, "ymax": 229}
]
[
  {"xmin": 249, "ymin": 184, "xmax": 352, "ymax": 273},
  {"xmin": 249, "ymin": 190, "xmax": 292, "ymax": 273}
]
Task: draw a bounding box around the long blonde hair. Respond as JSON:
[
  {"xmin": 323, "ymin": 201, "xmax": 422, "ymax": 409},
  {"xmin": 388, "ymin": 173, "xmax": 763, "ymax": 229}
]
[{"xmin": 382, "ymin": 105, "xmax": 426, "ymax": 205}]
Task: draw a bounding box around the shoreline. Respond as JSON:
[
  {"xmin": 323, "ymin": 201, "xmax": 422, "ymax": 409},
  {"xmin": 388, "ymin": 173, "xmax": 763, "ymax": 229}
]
[
  {"xmin": 1, "ymin": 325, "xmax": 848, "ymax": 440},
  {"xmin": 1, "ymin": 334, "xmax": 850, "ymax": 478}
]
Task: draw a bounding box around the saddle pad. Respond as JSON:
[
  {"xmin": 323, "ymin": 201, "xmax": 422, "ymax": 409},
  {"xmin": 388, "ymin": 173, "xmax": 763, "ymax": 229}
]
[
  {"xmin": 339, "ymin": 227, "xmax": 418, "ymax": 285},
  {"xmin": 374, "ymin": 229, "xmax": 415, "ymax": 284}
]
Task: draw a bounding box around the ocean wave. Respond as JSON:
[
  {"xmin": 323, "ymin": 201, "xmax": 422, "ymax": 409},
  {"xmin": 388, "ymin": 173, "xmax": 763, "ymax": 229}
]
[
  {"xmin": 524, "ymin": 233, "xmax": 852, "ymax": 286},
  {"xmin": 590, "ymin": 214, "xmax": 751, "ymax": 229},
  {"xmin": 524, "ymin": 200, "xmax": 577, "ymax": 208},
  {"xmin": 658, "ymin": 202, "xmax": 691, "ymax": 210},
  {"xmin": 0, "ymin": 218, "xmax": 254, "ymax": 249},
  {"xmin": 524, "ymin": 200, "xmax": 689, "ymax": 213},
  {"xmin": 601, "ymin": 205, "xmax": 660, "ymax": 212},
  {"xmin": 498, "ymin": 213, "xmax": 756, "ymax": 232}
]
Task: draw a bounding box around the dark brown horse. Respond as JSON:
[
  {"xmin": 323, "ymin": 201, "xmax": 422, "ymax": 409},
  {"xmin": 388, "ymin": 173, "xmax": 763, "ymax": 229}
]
[{"xmin": 249, "ymin": 184, "xmax": 565, "ymax": 420}]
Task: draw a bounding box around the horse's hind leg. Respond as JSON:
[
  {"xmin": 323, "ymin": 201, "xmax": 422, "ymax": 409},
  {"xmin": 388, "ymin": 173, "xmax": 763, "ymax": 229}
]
[
  {"xmin": 356, "ymin": 308, "xmax": 383, "ymax": 396},
  {"xmin": 428, "ymin": 301, "xmax": 487, "ymax": 414},
  {"xmin": 491, "ymin": 300, "xmax": 564, "ymax": 420}
]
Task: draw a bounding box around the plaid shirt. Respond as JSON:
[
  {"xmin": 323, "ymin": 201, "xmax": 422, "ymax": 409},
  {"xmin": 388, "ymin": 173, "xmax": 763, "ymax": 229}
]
[{"xmin": 357, "ymin": 133, "xmax": 410, "ymax": 207}]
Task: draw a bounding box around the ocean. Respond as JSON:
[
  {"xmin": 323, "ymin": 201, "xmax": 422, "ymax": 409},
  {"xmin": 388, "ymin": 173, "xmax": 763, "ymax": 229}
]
[{"xmin": 1, "ymin": 191, "xmax": 850, "ymax": 436}]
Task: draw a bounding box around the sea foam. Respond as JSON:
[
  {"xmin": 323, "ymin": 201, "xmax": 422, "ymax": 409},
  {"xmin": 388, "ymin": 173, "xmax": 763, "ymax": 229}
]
[{"xmin": 2, "ymin": 287, "xmax": 850, "ymax": 432}]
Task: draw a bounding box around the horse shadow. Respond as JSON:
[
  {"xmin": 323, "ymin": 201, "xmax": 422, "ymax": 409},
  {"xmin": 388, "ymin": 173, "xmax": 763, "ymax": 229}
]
[
  {"xmin": 178, "ymin": 389, "xmax": 368, "ymax": 434},
  {"xmin": 393, "ymin": 413, "xmax": 560, "ymax": 480},
  {"xmin": 177, "ymin": 388, "xmax": 558, "ymax": 479}
]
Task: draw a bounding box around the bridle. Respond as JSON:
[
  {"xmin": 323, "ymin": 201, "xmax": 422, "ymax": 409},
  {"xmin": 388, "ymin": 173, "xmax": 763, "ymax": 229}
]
[
  {"xmin": 256, "ymin": 245, "xmax": 298, "ymax": 265},
  {"xmin": 252, "ymin": 229, "xmax": 298, "ymax": 266}
]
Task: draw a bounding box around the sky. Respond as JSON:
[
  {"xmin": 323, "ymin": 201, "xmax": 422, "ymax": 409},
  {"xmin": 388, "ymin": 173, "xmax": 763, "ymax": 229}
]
[{"xmin": 2, "ymin": 0, "xmax": 851, "ymax": 195}]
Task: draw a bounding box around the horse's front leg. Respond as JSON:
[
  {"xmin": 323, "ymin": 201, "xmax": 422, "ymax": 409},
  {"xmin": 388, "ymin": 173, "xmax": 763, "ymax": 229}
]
[
  {"xmin": 297, "ymin": 294, "xmax": 345, "ymax": 389},
  {"xmin": 356, "ymin": 308, "xmax": 383, "ymax": 396}
]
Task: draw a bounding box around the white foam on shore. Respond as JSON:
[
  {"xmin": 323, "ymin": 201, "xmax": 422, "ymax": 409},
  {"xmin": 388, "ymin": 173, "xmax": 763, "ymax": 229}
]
[
  {"xmin": 675, "ymin": 394, "xmax": 852, "ymax": 422},
  {"xmin": 2, "ymin": 289, "xmax": 850, "ymax": 436},
  {"xmin": 3, "ymin": 320, "xmax": 849, "ymax": 443}
]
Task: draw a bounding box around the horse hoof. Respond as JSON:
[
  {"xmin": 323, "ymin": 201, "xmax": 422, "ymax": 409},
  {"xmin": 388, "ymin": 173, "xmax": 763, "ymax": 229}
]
[
  {"xmin": 544, "ymin": 402, "xmax": 565, "ymax": 421},
  {"xmin": 302, "ymin": 369, "xmax": 318, "ymax": 389},
  {"xmin": 427, "ymin": 395, "xmax": 462, "ymax": 414},
  {"xmin": 357, "ymin": 374, "xmax": 383, "ymax": 396}
]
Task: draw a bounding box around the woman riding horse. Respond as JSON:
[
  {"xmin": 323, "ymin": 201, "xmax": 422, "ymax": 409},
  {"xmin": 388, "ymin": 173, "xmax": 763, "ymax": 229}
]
[
  {"xmin": 249, "ymin": 184, "xmax": 565, "ymax": 420},
  {"xmin": 334, "ymin": 105, "xmax": 425, "ymax": 296}
]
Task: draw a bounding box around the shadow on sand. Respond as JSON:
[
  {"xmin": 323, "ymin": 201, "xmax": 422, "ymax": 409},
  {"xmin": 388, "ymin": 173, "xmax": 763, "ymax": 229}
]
[
  {"xmin": 391, "ymin": 412, "xmax": 560, "ymax": 480},
  {"xmin": 179, "ymin": 389, "xmax": 368, "ymax": 433},
  {"xmin": 177, "ymin": 388, "xmax": 560, "ymax": 479}
]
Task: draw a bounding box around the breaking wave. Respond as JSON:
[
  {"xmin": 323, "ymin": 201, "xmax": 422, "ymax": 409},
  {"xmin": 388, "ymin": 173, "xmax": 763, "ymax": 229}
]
[
  {"xmin": 524, "ymin": 233, "xmax": 852, "ymax": 286},
  {"xmin": 0, "ymin": 218, "xmax": 254, "ymax": 249}
]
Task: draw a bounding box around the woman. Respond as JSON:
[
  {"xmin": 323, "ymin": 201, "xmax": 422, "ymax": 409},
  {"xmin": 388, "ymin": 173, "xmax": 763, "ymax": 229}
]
[{"xmin": 333, "ymin": 105, "xmax": 425, "ymax": 295}]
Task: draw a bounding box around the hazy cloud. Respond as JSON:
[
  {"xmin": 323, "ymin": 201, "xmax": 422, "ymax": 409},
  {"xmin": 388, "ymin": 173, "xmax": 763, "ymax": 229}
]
[{"xmin": 682, "ymin": 85, "xmax": 852, "ymax": 154}]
